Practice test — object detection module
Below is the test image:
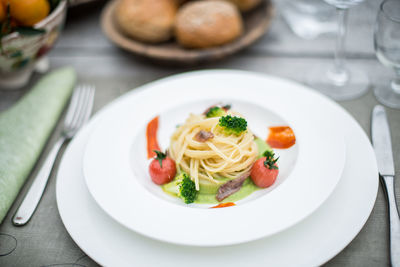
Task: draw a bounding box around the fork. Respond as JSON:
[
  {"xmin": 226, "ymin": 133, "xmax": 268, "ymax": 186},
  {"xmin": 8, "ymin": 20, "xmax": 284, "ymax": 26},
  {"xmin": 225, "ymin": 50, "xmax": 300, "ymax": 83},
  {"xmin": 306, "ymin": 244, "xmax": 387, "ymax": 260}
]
[{"xmin": 12, "ymin": 85, "xmax": 95, "ymax": 226}]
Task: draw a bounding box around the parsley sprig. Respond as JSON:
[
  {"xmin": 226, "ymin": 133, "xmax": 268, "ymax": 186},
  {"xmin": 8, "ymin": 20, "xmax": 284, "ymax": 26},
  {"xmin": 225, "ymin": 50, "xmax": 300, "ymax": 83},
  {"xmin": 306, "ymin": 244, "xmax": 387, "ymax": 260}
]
[
  {"xmin": 263, "ymin": 150, "xmax": 279, "ymax": 170},
  {"xmin": 154, "ymin": 150, "xmax": 166, "ymax": 168}
]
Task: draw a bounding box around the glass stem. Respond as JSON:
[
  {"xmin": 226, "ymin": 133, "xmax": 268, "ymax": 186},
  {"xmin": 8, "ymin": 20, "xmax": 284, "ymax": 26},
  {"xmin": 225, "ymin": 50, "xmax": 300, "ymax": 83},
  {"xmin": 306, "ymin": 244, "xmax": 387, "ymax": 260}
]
[
  {"xmin": 392, "ymin": 68, "xmax": 400, "ymax": 94},
  {"xmin": 329, "ymin": 7, "xmax": 349, "ymax": 86}
]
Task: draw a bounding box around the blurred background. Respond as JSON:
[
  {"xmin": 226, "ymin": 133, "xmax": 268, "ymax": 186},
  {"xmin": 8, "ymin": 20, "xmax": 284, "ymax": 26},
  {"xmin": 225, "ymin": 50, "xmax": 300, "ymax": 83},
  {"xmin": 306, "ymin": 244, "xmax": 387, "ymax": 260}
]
[{"xmin": 0, "ymin": 0, "xmax": 388, "ymax": 111}]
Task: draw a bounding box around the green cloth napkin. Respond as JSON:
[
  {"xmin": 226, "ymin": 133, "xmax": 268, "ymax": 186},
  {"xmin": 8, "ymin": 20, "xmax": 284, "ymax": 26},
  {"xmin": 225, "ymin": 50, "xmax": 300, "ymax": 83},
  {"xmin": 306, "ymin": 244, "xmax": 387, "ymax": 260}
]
[{"xmin": 0, "ymin": 67, "xmax": 76, "ymax": 224}]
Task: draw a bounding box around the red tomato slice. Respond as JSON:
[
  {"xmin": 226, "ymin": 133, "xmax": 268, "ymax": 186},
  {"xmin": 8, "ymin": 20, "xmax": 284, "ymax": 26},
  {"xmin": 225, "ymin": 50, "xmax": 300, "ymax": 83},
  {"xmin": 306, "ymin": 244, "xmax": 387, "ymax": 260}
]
[{"xmin": 211, "ymin": 202, "xmax": 236, "ymax": 208}]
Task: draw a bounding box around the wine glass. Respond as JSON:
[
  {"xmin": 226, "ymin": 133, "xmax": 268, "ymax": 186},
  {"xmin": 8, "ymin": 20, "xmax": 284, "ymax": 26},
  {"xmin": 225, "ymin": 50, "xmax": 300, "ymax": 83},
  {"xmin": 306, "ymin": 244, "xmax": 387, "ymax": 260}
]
[
  {"xmin": 374, "ymin": 0, "xmax": 400, "ymax": 109},
  {"xmin": 279, "ymin": 0, "xmax": 337, "ymax": 40},
  {"xmin": 306, "ymin": 0, "xmax": 369, "ymax": 100}
]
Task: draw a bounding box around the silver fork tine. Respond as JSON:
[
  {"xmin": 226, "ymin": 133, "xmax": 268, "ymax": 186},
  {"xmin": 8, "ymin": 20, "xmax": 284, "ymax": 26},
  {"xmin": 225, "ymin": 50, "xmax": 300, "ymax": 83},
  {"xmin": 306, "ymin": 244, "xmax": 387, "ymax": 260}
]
[
  {"xmin": 73, "ymin": 86, "xmax": 94, "ymax": 130},
  {"xmin": 66, "ymin": 86, "xmax": 87, "ymax": 129},
  {"xmin": 68, "ymin": 86, "xmax": 88, "ymax": 130},
  {"xmin": 68, "ymin": 86, "xmax": 86, "ymax": 130},
  {"xmin": 80, "ymin": 86, "xmax": 95, "ymax": 126},
  {"xmin": 64, "ymin": 86, "xmax": 83, "ymax": 126}
]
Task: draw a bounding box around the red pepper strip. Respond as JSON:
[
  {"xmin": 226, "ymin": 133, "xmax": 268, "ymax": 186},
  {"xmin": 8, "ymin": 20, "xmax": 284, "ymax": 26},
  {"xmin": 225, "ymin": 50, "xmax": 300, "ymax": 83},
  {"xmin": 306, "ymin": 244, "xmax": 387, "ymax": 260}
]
[
  {"xmin": 146, "ymin": 116, "xmax": 161, "ymax": 159},
  {"xmin": 266, "ymin": 126, "xmax": 296, "ymax": 149},
  {"xmin": 211, "ymin": 202, "xmax": 236, "ymax": 208}
]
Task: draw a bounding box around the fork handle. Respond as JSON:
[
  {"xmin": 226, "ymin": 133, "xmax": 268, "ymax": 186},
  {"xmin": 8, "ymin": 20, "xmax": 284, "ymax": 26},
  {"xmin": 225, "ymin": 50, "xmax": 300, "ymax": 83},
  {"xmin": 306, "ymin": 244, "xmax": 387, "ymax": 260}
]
[
  {"xmin": 381, "ymin": 175, "xmax": 400, "ymax": 267},
  {"xmin": 13, "ymin": 138, "xmax": 66, "ymax": 226}
]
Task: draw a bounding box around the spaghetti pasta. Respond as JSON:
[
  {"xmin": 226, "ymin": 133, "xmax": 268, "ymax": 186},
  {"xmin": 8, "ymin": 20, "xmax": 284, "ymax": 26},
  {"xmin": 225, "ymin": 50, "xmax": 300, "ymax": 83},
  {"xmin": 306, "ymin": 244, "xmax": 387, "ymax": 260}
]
[{"xmin": 169, "ymin": 112, "xmax": 258, "ymax": 190}]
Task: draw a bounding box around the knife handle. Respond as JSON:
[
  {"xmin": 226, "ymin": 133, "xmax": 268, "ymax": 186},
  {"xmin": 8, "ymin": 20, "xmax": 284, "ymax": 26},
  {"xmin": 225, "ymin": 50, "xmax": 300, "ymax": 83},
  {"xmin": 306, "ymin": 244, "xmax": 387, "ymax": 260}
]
[{"xmin": 381, "ymin": 175, "xmax": 400, "ymax": 267}]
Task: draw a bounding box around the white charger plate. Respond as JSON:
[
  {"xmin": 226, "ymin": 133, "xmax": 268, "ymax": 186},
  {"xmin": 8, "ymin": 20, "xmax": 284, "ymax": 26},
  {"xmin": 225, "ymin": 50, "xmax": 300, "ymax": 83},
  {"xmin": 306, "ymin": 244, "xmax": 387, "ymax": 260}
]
[
  {"xmin": 82, "ymin": 71, "xmax": 346, "ymax": 246},
  {"xmin": 56, "ymin": 73, "xmax": 378, "ymax": 266}
]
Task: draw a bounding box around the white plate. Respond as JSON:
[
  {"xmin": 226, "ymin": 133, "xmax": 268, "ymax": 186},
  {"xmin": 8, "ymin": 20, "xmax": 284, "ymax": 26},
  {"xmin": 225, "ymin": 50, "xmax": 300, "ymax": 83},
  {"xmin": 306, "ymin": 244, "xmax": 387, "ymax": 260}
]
[
  {"xmin": 82, "ymin": 71, "xmax": 346, "ymax": 246},
  {"xmin": 56, "ymin": 73, "xmax": 378, "ymax": 266}
]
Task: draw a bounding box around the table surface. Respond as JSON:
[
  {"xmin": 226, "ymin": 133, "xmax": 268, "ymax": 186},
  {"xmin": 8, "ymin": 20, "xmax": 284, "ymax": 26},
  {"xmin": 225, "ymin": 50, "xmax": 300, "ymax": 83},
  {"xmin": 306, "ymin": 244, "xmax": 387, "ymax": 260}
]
[{"xmin": 0, "ymin": 0, "xmax": 399, "ymax": 266}]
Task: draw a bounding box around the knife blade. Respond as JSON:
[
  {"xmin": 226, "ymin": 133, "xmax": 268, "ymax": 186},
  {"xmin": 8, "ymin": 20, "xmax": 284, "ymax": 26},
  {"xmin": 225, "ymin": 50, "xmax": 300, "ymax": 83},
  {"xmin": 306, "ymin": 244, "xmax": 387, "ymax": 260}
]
[
  {"xmin": 372, "ymin": 105, "xmax": 395, "ymax": 176},
  {"xmin": 371, "ymin": 105, "xmax": 400, "ymax": 267}
]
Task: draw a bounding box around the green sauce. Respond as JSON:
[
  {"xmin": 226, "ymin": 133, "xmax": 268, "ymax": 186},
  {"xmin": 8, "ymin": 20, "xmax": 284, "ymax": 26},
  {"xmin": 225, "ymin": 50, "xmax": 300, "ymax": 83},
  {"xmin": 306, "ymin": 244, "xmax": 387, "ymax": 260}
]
[
  {"xmin": 162, "ymin": 178, "xmax": 260, "ymax": 204},
  {"xmin": 162, "ymin": 137, "xmax": 271, "ymax": 204},
  {"xmin": 194, "ymin": 178, "xmax": 260, "ymax": 204}
]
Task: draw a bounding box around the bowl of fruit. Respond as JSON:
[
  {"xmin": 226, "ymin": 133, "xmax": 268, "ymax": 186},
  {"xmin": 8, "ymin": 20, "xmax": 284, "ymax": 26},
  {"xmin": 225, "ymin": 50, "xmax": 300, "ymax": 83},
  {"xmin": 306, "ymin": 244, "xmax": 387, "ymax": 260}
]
[{"xmin": 0, "ymin": 0, "xmax": 67, "ymax": 89}]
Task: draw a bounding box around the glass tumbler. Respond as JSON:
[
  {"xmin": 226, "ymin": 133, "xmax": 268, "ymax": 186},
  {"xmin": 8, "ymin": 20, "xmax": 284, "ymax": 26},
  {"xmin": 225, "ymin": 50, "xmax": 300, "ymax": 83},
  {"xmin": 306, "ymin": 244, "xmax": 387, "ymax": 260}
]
[{"xmin": 374, "ymin": 0, "xmax": 400, "ymax": 109}]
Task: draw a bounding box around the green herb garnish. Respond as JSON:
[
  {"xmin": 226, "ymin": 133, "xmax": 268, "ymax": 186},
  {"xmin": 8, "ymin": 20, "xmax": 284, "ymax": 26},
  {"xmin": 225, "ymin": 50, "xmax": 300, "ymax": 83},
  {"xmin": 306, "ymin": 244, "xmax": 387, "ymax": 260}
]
[
  {"xmin": 263, "ymin": 150, "xmax": 279, "ymax": 170},
  {"xmin": 154, "ymin": 150, "xmax": 166, "ymax": 168}
]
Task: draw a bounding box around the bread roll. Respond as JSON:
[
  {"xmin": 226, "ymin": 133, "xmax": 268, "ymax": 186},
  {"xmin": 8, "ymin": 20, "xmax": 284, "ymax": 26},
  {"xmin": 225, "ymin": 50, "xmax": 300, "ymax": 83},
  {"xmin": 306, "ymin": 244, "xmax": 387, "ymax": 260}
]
[
  {"xmin": 224, "ymin": 0, "xmax": 262, "ymax": 12},
  {"xmin": 174, "ymin": 0, "xmax": 189, "ymax": 5},
  {"xmin": 175, "ymin": 0, "xmax": 243, "ymax": 49},
  {"xmin": 115, "ymin": 0, "xmax": 177, "ymax": 43}
]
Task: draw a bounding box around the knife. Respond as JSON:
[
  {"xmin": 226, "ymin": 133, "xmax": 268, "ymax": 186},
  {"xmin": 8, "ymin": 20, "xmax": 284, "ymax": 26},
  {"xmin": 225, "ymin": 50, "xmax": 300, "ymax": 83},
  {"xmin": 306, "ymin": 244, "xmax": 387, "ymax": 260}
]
[{"xmin": 372, "ymin": 105, "xmax": 400, "ymax": 267}]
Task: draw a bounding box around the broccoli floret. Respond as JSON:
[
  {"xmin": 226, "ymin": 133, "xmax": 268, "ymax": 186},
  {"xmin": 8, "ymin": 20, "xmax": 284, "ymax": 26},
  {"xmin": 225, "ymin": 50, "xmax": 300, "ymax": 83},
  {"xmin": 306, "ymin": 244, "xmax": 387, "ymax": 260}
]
[
  {"xmin": 162, "ymin": 173, "xmax": 197, "ymax": 204},
  {"xmin": 206, "ymin": 106, "xmax": 226, "ymax": 118},
  {"xmin": 218, "ymin": 115, "xmax": 247, "ymax": 135},
  {"xmin": 179, "ymin": 173, "xmax": 197, "ymax": 204}
]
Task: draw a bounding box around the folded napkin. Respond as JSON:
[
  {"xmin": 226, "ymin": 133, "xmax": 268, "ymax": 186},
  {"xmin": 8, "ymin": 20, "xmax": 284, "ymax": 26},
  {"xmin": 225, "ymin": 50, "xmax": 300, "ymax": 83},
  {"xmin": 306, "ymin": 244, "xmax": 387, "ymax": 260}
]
[{"xmin": 0, "ymin": 67, "xmax": 76, "ymax": 224}]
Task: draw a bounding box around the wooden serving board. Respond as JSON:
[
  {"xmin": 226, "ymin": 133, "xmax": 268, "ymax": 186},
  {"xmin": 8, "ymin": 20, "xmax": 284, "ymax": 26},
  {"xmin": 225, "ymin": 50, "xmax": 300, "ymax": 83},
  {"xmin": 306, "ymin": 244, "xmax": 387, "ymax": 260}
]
[{"xmin": 101, "ymin": 0, "xmax": 274, "ymax": 65}]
